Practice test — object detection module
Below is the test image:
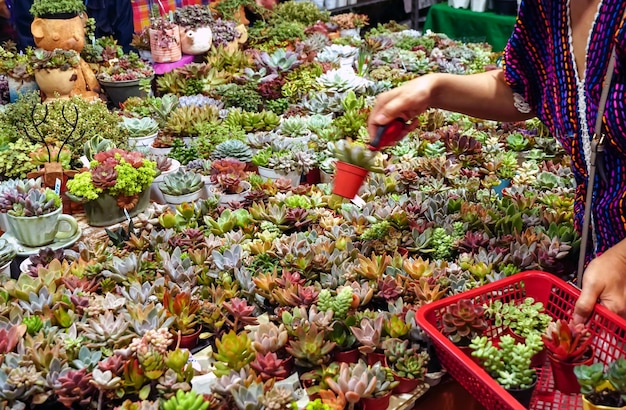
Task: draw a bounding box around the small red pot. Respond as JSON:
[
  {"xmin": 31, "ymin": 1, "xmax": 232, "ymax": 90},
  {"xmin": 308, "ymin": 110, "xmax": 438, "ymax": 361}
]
[
  {"xmin": 305, "ymin": 168, "xmax": 321, "ymax": 184},
  {"xmin": 366, "ymin": 351, "xmax": 387, "ymax": 366},
  {"xmin": 360, "ymin": 393, "xmax": 391, "ymax": 410},
  {"xmin": 392, "ymin": 373, "xmax": 421, "ymax": 394},
  {"xmin": 334, "ymin": 348, "xmax": 360, "ymax": 364},
  {"xmin": 549, "ymin": 349, "xmax": 594, "ymax": 394},
  {"xmin": 332, "ymin": 161, "xmax": 368, "ymax": 199},
  {"xmin": 176, "ymin": 327, "xmax": 202, "ymax": 349}
]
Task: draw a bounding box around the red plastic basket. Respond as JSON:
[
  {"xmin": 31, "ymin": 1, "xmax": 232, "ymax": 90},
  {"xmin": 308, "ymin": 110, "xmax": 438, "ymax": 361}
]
[{"xmin": 415, "ymin": 270, "xmax": 626, "ymax": 410}]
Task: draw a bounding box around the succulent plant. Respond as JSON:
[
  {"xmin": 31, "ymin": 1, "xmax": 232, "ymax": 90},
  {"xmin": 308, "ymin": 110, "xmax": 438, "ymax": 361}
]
[
  {"xmin": 213, "ymin": 330, "xmax": 256, "ymax": 377},
  {"xmin": 84, "ymin": 135, "xmax": 116, "ymax": 161},
  {"xmin": 279, "ymin": 116, "xmax": 310, "ymax": 138},
  {"xmin": 7, "ymin": 188, "xmax": 61, "ymax": 217},
  {"xmin": 161, "ymin": 389, "xmax": 209, "ymax": 410},
  {"xmin": 159, "ymin": 169, "xmax": 203, "ymax": 196},
  {"xmin": 0, "ymin": 240, "xmax": 15, "ymax": 268},
  {"xmin": 285, "ymin": 322, "xmax": 336, "ymax": 368},
  {"xmin": 212, "ymin": 140, "xmax": 253, "ymax": 163},
  {"xmin": 441, "ymin": 298, "xmax": 488, "ymax": 346},
  {"xmin": 122, "ymin": 117, "xmax": 159, "ymax": 138},
  {"xmin": 326, "ymin": 360, "xmax": 377, "ymax": 404},
  {"xmin": 255, "ymin": 49, "xmax": 302, "ymax": 74},
  {"xmin": 163, "ymin": 288, "xmax": 200, "ymax": 335},
  {"xmin": 250, "ymin": 351, "xmax": 290, "ymax": 381},
  {"xmin": 575, "ymin": 359, "xmax": 626, "ymax": 406},
  {"xmin": 542, "ymin": 319, "xmax": 592, "ymax": 363},
  {"xmin": 350, "ymin": 316, "xmax": 384, "ymax": 355},
  {"xmin": 231, "ymin": 381, "xmax": 264, "ymax": 410},
  {"xmin": 333, "ymin": 140, "xmax": 384, "ymax": 173},
  {"xmin": 252, "ymin": 322, "xmax": 289, "ymax": 354}
]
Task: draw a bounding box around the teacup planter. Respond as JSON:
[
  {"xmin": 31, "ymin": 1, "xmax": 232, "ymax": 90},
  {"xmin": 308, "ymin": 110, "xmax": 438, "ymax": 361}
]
[{"xmin": 7, "ymin": 207, "xmax": 78, "ymax": 248}]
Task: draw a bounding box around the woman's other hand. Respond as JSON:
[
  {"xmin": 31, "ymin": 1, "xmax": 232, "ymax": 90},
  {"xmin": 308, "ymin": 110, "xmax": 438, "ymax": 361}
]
[{"xmin": 574, "ymin": 241, "xmax": 626, "ymax": 323}]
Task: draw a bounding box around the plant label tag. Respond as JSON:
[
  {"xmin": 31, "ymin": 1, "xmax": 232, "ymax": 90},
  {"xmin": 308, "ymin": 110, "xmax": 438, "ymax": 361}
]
[
  {"xmin": 123, "ymin": 209, "xmax": 131, "ymax": 223},
  {"xmin": 351, "ymin": 195, "xmax": 366, "ymax": 208},
  {"xmin": 54, "ymin": 178, "xmax": 61, "ymax": 196},
  {"xmin": 79, "ymin": 155, "xmax": 90, "ymax": 168}
]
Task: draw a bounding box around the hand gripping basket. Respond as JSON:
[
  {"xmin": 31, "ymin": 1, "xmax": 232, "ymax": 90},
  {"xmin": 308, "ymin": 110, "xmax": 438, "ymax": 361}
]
[{"xmin": 415, "ymin": 271, "xmax": 626, "ymax": 409}]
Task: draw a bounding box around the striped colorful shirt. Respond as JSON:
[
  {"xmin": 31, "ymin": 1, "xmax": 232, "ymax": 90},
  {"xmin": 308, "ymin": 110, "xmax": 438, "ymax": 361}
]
[
  {"xmin": 503, "ymin": 0, "xmax": 626, "ymax": 257},
  {"xmin": 132, "ymin": 0, "xmax": 210, "ymax": 33}
]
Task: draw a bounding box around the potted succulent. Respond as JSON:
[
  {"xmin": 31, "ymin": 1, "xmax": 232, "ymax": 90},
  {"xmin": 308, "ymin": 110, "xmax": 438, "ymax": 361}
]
[
  {"xmin": 360, "ymin": 361, "xmax": 399, "ymax": 410},
  {"xmin": 29, "ymin": 0, "xmax": 86, "ymax": 19},
  {"xmin": 575, "ymin": 359, "xmax": 626, "ymax": 410},
  {"xmin": 66, "ymin": 148, "xmax": 157, "ymax": 226},
  {"xmin": 351, "ymin": 315, "xmax": 386, "ymax": 366},
  {"xmin": 97, "ymin": 52, "xmax": 155, "ymax": 107},
  {"xmin": 158, "ymin": 168, "xmax": 204, "ymax": 205},
  {"xmin": 470, "ymin": 333, "xmax": 544, "ymax": 407},
  {"xmin": 121, "ymin": 117, "xmax": 159, "ymax": 149},
  {"xmin": 330, "ymin": 13, "xmax": 369, "ymax": 38},
  {"xmin": 0, "ymin": 45, "xmax": 37, "ymax": 103},
  {"xmin": 5, "ymin": 188, "xmax": 78, "ymax": 248},
  {"xmin": 174, "ymin": 5, "xmax": 214, "ymax": 55},
  {"xmin": 383, "ymin": 338, "xmax": 429, "ymax": 394},
  {"xmin": 149, "ymin": 6, "xmax": 182, "ymax": 63},
  {"xmin": 209, "ymin": 158, "xmax": 251, "ymax": 204},
  {"xmin": 441, "ymin": 298, "xmax": 488, "ymax": 351},
  {"xmin": 149, "ymin": 155, "xmax": 181, "ymax": 204},
  {"xmin": 30, "ymin": 48, "xmax": 80, "ymax": 100},
  {"xmin": 542, "ymin": 318, "xmax": 594, "ymax": 394},
  {"xmin": 332, "ymin": 140, "xmax": 384, "ymax": 199},
  {"xmin": 0, "ymin": 238, "xmax": 16, "ymax": 277},
  {"xmin": 163, "ymin": 287, "xmax": 202, "ymax": 348}
]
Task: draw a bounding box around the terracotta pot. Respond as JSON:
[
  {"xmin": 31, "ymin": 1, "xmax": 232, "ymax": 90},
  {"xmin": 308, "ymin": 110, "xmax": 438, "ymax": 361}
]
[
  {"xmin": 549, "ymin": 349, "xmax": 594, "ymax": 394},
  {"xmin": 366, "ymin": 351, "xmax": 387, "ymax": 366},
  {"xmin": 332, "ymin": 161, "xmax": 368, "ymax": 199},
  {"xmin": 360, "ymin": 393, "xmax": 391, "ymax": 410},
  {"xmin": 34, "ymin": 68, "xmax": 77, "ymax": 100},
  {"xmin": 392, "ymin": 373, "xmax": 421, "ymax": 394},
  {"xmin": 334, "ymin": 348, "xmax": 359, "ymax": 364},
  {"xmin": 149, "ymin": 26, "xmax": 182, "ymax": 63},
  {"xmin": 175, "ymin": 327, "xmax": 202, "ymax": 349},
  {"xmin": 506, "ymin": 377, "xmax": 537, "ymax": 408},
  {"xmin": 582, "ymin": 395, "xmax": 626, "ymax": 410}
]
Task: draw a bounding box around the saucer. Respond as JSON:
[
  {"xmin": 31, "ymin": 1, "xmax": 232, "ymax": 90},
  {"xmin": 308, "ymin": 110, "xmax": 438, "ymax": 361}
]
[{"xmin": 0, "ymin": 227, "xmax": 82, "ymax": 257}]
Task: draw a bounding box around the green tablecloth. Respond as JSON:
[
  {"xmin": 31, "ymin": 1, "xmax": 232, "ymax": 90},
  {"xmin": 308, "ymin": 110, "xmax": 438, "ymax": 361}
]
[{"xmin": 424, "ymin": 3, "xmax": 517, "ymax": 52}]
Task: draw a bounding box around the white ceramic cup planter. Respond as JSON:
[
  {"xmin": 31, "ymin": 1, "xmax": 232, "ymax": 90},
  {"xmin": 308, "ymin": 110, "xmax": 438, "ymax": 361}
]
[
  {"xmin": 471, "ymin": 0, "xmax": 487, "ymax": 12},
  {"xmin": 213, "ymin": 181, "xmax": 251, "ymax": 205},
  {"xmin": 449, "ymin": 0, "xmax": 470, "ymax": 7},
  {"xmin": 150, "ymin": 159, "xmax": 181, "ymax": 204}
]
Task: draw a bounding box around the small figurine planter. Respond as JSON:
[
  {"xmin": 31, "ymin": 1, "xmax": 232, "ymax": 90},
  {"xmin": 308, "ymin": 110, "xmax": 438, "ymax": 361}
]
[
  {"xmin": 34, "ymin": 67, "xmax": 77, "ymax": 100},
  {"xmin": 180, "ymin": 26, "xmax": 213, "ymax": 55},
  {"xmin": 149, "ymin": 25, "xmax": 182, "ymax": 63}
]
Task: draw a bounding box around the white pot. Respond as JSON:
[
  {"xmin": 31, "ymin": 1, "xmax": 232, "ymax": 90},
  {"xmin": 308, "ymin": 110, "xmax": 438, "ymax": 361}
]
[
  {"xmin": 336, "ymin": 0, "xmax": 347, "ymax": 6},
  {"xmin": 325, "ymin": 0, "xmax": 338, "ymax": 8},
  {"xmin": 258, "ymin": 166, "xmax": 301, "ymax": 187},
  {"xmin": 348, "ymin": 0, "xmax": 357, "ymax": 5},
  {"xmin": 449, "ymin": 0, "xmax": 470, "ymax": 7},
  {"xmin": 340, "ymin": 28, "xmax": 360, "ymax": 38},
  {"xmin": 313, "ymin": 0, "xmax": 325, "ymax": 8},
  {"xmin": 282, "ymin": 133, "xmax": 311, "ymax": 148},
  {"xmin": 150, "ymin": 146, "xmax": 173, "ymax": 156},
  {"xmin": 150, "ymin": 159, "xmax": 181, "ymax": 204},
  {"xmin": 471, "ymin": 0, "xmax": 487, "ymax": 11},
  {"xmin": 129, "ymin": 132, "xmax": 158, "ymax": 149},
  {"xmin": 0, "ymin": 260, "xmax": 10, "ymax": 279},
  {"xmin": 0, "ymin": 212, "xmax": 11, "ymax": 234},
  {"xmin": 213, "ymin": 181, "xmax": 251, "ymax": 205},
  {"xmin": 162, "ymin": 189, "xmax": 203, "ymax": 206}
]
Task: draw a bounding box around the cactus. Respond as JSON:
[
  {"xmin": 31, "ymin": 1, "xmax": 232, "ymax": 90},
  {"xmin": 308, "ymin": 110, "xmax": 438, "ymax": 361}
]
[
  {"xmin": 333, "ymin": 140, "xmax": 384, "ymax": 173},
  {"xmin": 159, "ymin": 169, "xmax": 203, "ymax": 196}
]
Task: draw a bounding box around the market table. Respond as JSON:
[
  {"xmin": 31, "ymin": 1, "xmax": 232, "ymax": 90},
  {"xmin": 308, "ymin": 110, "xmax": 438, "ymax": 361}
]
[{"xmin": 423, "ymin": 3, "xmax": 517, "ymax": 52}]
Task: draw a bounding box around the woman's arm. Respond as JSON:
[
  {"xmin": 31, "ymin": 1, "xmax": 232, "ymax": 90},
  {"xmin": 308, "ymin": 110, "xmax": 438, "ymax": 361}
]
[
  {"xmin": 367, "ymin": 69, "xmax": 536, "ymax": 137},
  {"xmin": 574, "ymin": 239, "xmax": 626, "ymax": 322}
]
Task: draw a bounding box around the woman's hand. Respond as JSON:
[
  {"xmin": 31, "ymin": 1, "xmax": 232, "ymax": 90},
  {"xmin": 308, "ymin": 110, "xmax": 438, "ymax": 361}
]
[{"xmin": 574, "ymin": 241, "xmax": 626, "ymax": 323}]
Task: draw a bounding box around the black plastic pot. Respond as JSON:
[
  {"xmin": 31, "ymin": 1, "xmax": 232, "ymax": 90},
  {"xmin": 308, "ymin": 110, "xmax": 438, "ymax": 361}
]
[
  {"xmin": 506, "ymin": 377, "xmax": 537, "ymax": 408},
  {"xmin": 99, "ymin": 76, "xmax": 153, "ymax": 108},
  {"xmin": 492, "ymin": 0, "xmax": 518, "ymax": 15}
]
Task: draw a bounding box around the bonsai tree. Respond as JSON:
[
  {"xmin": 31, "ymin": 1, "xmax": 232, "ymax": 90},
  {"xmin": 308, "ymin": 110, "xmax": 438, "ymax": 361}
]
[{"xmin": 575, "ymin": 359, "xmax": 626, "ymax": 408}]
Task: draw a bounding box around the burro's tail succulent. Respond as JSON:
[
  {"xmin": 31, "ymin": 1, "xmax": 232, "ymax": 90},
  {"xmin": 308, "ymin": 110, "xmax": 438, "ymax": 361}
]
[{"xmin": 333, "ymin": 140, "xmax": 384, "ymax": 173}]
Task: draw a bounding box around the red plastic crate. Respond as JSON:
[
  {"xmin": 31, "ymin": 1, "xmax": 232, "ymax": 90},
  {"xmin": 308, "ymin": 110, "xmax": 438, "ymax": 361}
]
[{"xmin": 415, "ymin": 271, "xmax": 626, "ymax": 410}]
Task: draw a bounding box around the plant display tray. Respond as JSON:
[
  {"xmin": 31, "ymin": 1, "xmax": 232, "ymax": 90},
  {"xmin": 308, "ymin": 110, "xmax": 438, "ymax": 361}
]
[{"xmin": 416, "ymin": 271, "xmax": 626, "ymax": 410}]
